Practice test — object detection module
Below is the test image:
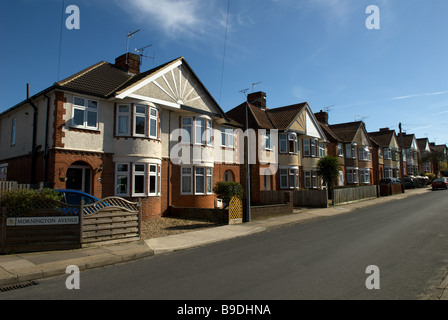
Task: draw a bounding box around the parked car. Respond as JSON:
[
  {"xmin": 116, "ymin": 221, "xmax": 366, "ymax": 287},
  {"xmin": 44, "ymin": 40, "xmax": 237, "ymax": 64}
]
[
  {"xmin": 379, "ymin": 178, "xmax": 401, "ymax": 185},
  {"xmin": 403, "ymin": 177, "xmax": 415, "ymax": 189},
  {"xmin": 431, "ymin": 178, "xmax": 448, "ymax": 190},
  {"xmin": 57, "ymin": 189, "xmax": 100, "ymax": 205}
]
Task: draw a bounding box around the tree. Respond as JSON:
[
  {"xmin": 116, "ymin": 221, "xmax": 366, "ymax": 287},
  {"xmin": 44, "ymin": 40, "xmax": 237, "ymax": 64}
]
[{"xmin": 316, "ymin": 156, "xmax": 341, "ymax": 199}]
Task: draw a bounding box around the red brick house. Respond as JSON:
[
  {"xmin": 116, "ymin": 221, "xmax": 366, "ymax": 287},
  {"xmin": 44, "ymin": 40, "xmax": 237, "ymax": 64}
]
[{"xmin": 0, "ymin": 53, "xmax": 241, "ymax": 219}]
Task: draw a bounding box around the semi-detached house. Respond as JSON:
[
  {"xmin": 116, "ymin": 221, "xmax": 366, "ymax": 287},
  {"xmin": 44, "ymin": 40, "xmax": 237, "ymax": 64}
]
[
  {"xmin": 226, "ymin": 91, "xmax": 328, "ymax": 205},
  {"xmin": 0, "ymin": 53, "xmax": 242, "ymax": 219}
]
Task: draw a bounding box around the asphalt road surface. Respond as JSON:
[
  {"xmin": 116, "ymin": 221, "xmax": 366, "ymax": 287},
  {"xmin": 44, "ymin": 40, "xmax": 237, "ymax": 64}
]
[{"xmin": 2, "ymin": 189, "xmax": 448, "ymax": 300}]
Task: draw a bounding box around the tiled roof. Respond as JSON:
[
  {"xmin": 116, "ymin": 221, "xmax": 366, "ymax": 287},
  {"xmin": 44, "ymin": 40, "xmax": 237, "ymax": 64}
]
[
  {"xmin": 327, "ymin": 121, "xmax": 363, "ymax": 143},
  {"xmin": 266, "ymin": 103, "xmax": 307, "ymax": 130},
  {"xmin": 55, "ymin": 61, "xmax": 133, "ymax": 98},
  {"xmin": 319, "ymin": 122, "xmax": 343, "ymax": 142},
  {"xmin": 368, "ymin": 130, "xmax": 395, "ymax": 147},
  {"xmin": 226, "ymin": 101, "xmax": 307, "ymax": 131},
  {"xmin": 417, "ymin": 138, "xmax": 429, "ymax": 152},
  {"xmin": 400, "ymin": 133, "xmax": 416, "ymax": 148}
]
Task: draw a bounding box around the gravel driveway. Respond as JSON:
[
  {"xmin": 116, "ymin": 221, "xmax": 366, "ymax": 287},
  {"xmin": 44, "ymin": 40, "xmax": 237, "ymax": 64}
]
[{"xmin": 141, "ymin": 217, "xmax": 221, "ymax": 240}]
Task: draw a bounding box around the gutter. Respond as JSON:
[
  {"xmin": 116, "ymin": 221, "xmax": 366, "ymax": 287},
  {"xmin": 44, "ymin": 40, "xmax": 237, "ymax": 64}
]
[{"xmin": 27, "ymin": 84, "xmax": 40, "ymax": 186}]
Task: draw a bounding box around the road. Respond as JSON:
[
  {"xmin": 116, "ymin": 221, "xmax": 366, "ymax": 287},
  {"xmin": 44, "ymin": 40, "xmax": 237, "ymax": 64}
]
[{"xmin": 2, "ymin": 189, "xmax": 448, "ymax": 300}]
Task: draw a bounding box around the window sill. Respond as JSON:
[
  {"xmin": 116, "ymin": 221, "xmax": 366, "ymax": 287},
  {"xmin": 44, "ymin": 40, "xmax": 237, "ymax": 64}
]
[{"xmin": 69, "ymin": 126, "xmax": 100, "ymax": 134}]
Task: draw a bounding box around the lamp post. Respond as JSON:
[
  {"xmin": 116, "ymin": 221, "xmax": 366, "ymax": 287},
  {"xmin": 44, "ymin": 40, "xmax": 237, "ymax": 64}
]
[{"xmin": 244, "ymin": 100, "xmax": 251, "ymax": 223}]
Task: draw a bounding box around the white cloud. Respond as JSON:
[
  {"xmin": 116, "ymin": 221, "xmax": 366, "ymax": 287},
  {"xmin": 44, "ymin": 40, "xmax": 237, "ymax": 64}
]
[
  {"xmin": 392, "ymin": 90, "xmax": 448, "ymax": 101},
  {"xmin": 117, "ymin": 0, "xmax": 221, "ymax": 38}
]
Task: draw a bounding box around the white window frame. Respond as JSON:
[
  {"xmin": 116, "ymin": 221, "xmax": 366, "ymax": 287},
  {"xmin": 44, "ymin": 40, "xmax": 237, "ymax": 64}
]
[
  {"xmin": 221, "ymin": 126, "xmax": 234, "ymax": 148},
  {"xmin": 206, "ymin": 167, "xmax": 213, "ymax": 194},
  {"xmin": 337, "ymin": 143, "xmax": 343, "ymax": 157},
  {"xmin": 206, "ymin": 119, "xmax": 213, "ymax": 146},
  {"xmin": 347, "ymin": 168, "xmax": 359, "ymax": 184},
  {"xmin": 134, "ymin": 105, "xmax": 147, "ymax": 137},
  {"xmin": 115, "ymin": 163, "xmax": 130, "ymax": 197},
  {"xmin": 149, "ymin": 107, "xmax": 158, "ymax": 139},
  {"xmin": 148, "ymin": 164, "xmax": 158, "ymax": 196},
  {"xmin": 288, "ymin": 133, "xmax": 298, "ymax": 154},
  {"xmin": 132, "ymin": 163, "xmax": 147, "ymax": 197},
  {"xmin": 263, "ymin": 130, "xmax": 272, "ymax": 151},
  {"xmin": 195, "ymin": 167, "xmax": 206, "ymax": 195},
  {"xmin": 72, "ymin": 97, "xmax": 99, "ymax": 130},
  {"xmin": 304, "ymin": 171, "xmax": 311, "ymax": 188},
  {"xmin": 312, "ymin": 171, "xmax": 318, "ymax": 188},
  {"xmin": 181, "ymin": 117, "xmax": 193, "ymax": 144},
  {"xmin": 304, "ymin": 139, "xmax": 310, "ymax": 157},
  {"xmin": 311, "ymin": 140, "xmax": 316, "ymax": 157},
  {"xmin": 195, "ymin": 118, "xmax": 206, "ymax": 145},
  {"xmin": 358, "ymin": 147, "xmax": 371, "ymax": 161},
  {"xmin": 289, "ymin": 168, "xmax": 299, "ymax": 189},
  {"xmin": 116, "ymin": 104, "xmax": 131, "ymax": 136},
  {"xmin": 181, "ymin": 167, "xmax": 193, "ymax": 194},
  {"xmin": 319, "ymin": 143, "xmax": 326, "ymax": 158},
  {"xmin": 279, "ymin": 133, "xmax": 287, "ymax": 153},
  {"xmin": 359, "ymin": 169, "xmax": 370, "ymax": 184}
]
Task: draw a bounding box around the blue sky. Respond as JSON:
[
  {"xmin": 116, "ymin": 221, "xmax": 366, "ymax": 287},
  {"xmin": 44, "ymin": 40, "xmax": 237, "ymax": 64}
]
[{"xmin": 1, "ymin": 0, "xmax": 447, "ymax": 145}]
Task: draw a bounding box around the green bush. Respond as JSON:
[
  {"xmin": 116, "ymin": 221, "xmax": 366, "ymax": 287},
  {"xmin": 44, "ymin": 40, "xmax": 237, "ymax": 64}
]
[
  {"xmin": 0, "ymin": 188, "xmax": 63, "ymax": 217},
  {"xmin": 214, "ymin": 181, "xmax": 243, "ymax": 207}
]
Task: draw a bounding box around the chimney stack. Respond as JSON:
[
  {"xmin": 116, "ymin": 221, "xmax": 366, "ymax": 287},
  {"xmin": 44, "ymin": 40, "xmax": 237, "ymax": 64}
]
[
  {"xmin": 315, "ymin": 110, "xmax": 329, "ymax": 125},
  {"xmin": 247, "ymin": 91, "xmax": 267, "ymax": 110},
  {"xmin": 115, "ymin": 52, "xmax": 141, "ymax": 74}
]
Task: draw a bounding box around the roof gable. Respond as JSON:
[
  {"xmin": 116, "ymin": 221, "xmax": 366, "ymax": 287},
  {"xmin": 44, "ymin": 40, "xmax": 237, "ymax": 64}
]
[{"xmin": 115, "ymin": 57, "xmax": 226, "ymax": 118}]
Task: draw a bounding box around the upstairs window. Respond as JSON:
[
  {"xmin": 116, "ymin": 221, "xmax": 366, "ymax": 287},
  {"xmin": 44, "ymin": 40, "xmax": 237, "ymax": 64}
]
[
  {"xmin": 221, "ymin": 127, "xmax": 234, "ymax": 148},
  {"xmin": 149, "ymin": 108, "xmax": 158, "ymax": 139},
  {"xmin": 337, "ymin": 143, "xmax": 343, "ymax": 157},
  {"xmin": 117, "ymin": 105, "xmax": 130, "ymax": 135},
  {"xmin": 134, "ymin": 105, "xmax": 147, "ymax": 136},
  {"xmin": 73, "ymin": 97, "xmax": 98, "ymax": 130}
]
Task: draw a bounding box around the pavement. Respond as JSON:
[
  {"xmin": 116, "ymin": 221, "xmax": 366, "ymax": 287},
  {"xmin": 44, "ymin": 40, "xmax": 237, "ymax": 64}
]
[{"xmin": 1, "ymin": 186, "xmax": 447, "ymax": 299}]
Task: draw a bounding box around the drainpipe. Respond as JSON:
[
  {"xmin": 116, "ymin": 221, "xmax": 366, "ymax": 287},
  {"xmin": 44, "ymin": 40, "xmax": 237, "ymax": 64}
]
[
  {"xmin": 43, "ymin": 93, "xmax": 51, "ymax": 186},
  {"xmin": 27, "ymin": 84, "xmax": 39, "ymax": 186}
]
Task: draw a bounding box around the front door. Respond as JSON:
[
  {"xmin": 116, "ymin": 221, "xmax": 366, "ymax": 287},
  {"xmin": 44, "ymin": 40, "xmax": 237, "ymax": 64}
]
[{"xmin": 66, "ymin": 165, "xmax": 91, "ymax": 193}]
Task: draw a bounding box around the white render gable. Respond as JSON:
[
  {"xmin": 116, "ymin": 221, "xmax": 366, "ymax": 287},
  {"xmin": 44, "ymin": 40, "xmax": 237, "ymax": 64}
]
[{"xmin": 115, "ymin": 59, "xmax": 221, "ymax": 116}]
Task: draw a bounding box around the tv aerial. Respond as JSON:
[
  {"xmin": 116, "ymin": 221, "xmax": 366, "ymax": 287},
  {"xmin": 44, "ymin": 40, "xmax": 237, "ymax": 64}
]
[{"xmin": 135, "ymin": 44, "xmax": 155, "ymax": 66}]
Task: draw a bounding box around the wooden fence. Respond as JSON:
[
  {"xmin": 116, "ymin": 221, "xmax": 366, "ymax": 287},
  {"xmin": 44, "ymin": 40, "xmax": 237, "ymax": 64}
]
[
  {"xmin": 80, "ymin": 197, "xmax": 141, "ymax": 245},
  {"xmin": 0, "ymin": 197, "xmax": 141, "ymax": 254},
  {"xmin": 333, "ymin": 185, "xmax": 378, "ymax": 205},
  {"xmin": 293, "ymin": 189, "xmax": 328, "ymax": 208}
]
